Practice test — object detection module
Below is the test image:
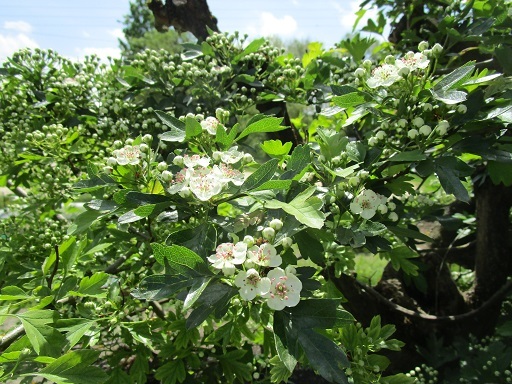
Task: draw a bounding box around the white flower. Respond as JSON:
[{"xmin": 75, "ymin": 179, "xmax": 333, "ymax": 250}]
[
  {"xmin": 234, "ymin": 268, "xmax": 271, "ymax": 301},
  {"xmin": 264, "ymin": 267, "xmax": 302, "ymax": 310},
  {"xmin": 167, "ymin": 168, "xmax": 190, "ymax": 194},
  {"xmin": 189, "ymin": 167, "xmax": 224, "ymax": 201},
  {"xmin": 213, "ymin": 163, "xmax": 245, "ymax": 186},
  {"xmin": 247, "ymin": 243, "xmax": 282, "ymax": 267},
  {"xmin": 183, "ymin": 154, "xmax": 210, "ymax": 168},
  {"xmin": 201, "ymin": 116, "xmax": 220, "ymax": 135},
  {"xmin": 207, "ymin": 242, "xmax": 247, "ymax": 275},
  {"xmin": 113, "ymin": 145, "xmax": 141, "ymax": 165},
  {"xmin": 396, "ymin": 51, "xmax": 429, "ymax": 72},
  {"xmin": 367, "ymin": 64, "xmax": 402, "ymax": 88},
  {"xmin": 220, "ymin": 146, "xmax": 244, "ymax": 164},
  {"xmin": 350, "ymin": 189, "xmax": 386, "ymax": 220}
]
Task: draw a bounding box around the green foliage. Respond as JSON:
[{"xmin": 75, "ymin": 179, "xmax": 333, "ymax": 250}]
[{"xmin": 1, "ymin": 1, "xmax": 511, "ymax": 383}]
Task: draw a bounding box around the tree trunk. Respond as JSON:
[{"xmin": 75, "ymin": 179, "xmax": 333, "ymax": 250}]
[{"xmin": 147, "ymin": 0, "xmax": 219, "ymax": 41}]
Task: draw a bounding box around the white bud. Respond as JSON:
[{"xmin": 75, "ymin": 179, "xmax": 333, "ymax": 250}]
[
  {"xmin": 281, "ymin": 237, "xmax": 293, "ymax": 248},
  {"xmin": 157, "ymin": 161, "xmax": 168, "ymax": 171},
  {"xmin": 408, "ymin": 129, "xmax": 419, "ymax": 139},
  {"xmin": 161, "ymin": 170, "xmax": 173, "ymax": 181},
  {"xmin": 412, "ymin": 116, "xmax": 424, "ymax": 127},
  {"xmin": 243, "ymin": 235, "xmax": 255, "ymax": 247},
  {"xmin": 457, "ymin": 104, "xmax": 467, "ymax": 114},
  {"xmin": 397, "ymin": 118, "xmax": 408, "ymax": 128},
  {"xmin": 388, "ymin": 212, "xmax": 399, "ymax": 221},
  {"xmin": 375, "ymin": 131, "xmax": 386, "ymax": 140},
  {"xmin": 269, "ymin": 219, "xmax": 283, "ymax": 231},
  {"xmin": 354, "ymin": 68, "xmax": 366, "ymax": 77},
  {"xmin": 173, "ymin": 155, "xmax": 184, "ymax": 166},
  {"xmin": 419, "ymin": 125, "xmax": 432, "ymax": 136},
  {"xmin": 432, "ymin": 43, "xmax": 443, "ymax": 56},
  {"xmin": 262, "ymin": 227, "xmax": 275, "ymax": 240},
  {"xmin": 418, "ymin": 41, "xmax": 429, "ymax": 52}
]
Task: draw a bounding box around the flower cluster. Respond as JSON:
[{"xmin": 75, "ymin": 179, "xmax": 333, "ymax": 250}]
[
  {"xmin": 207, "ymin": 221, "xmax": 302, "ymax": 310},
  {"xmin": 356, "ymin": 47, "xmax": 431, "ymax": 89},
  {"xmin": 350, "ymin": 189, "xmax": 397, "ymax": 221},
  {"xmin": 165, "ymin": 151, "xmax": 245, "ymax": 201}
]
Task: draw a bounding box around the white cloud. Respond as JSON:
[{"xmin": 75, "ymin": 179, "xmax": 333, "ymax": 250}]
[
  {"xmin": 248, "ymin": 12, "xmax": 298, "ymax": 39},
  {"xmin": 4, "ymin": 21, "xmax": 33, "ymax": 34},
  {"xmin": 0, "ymin": 21, "xmax": 39, "ymax": 63}
]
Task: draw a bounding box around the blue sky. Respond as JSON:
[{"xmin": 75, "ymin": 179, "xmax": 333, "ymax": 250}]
[{"xmin": 0, "ymin": 0, "xmax": 378, "ymax": 63}]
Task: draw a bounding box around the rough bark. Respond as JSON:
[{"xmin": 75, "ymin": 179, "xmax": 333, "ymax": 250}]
[
  {"xmin": 147, "ymin": 0, "xmax": 219, "ymax": 41},
  {"xmin": 469, "ymin": 179, "xmax": 512, "ymax": 320}
]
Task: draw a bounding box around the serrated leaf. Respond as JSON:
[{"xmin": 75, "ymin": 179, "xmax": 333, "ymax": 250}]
[
  {"xmin": 251, "ymin": 180, "xmax": 293, "ymax": 192},
  {"xmin": 287, "ymin": 144, "xmax": 311, "ymax": 172},
  {"xmin": 287, "ymin": 299, "xmax": 354, "ymax": 329},
  {"xmin": 346, "ymin": 141, "xmax": 366, "ymax": 163},
  {"xmin": 70, "ymin": 272, "xmax": 108, "ymax": 297},
  {"xmin": 241, "ymin": 158, "xmax": 279, "ymax": 191},
  {"xmin": 183, "ymin": 277, "xmax": 212, "ymax": 310},
  {"xmin": 389, "ymin": 150, "xmax": 427, "ymax": 162},
  {"xmin": 236, "ymin": 117, "xmax": 285, "ymax": 141},
  {"xmin": 381, "ymin": 246, "xmax": 419, "ymax": 276},
  {"xmin": 433, "ymin": 63, "xmax": 475, "ymax": 92},
  {"xmin": 156, "ymin": 111, "xmax": 186, "ymax": 142},
  {"xmin": 155, "ymin": 360, "xmax": 186, "ymax": 384},
  {"xmin": 33, "ymin": 350, "xmax": 107, "ymax": 384},
  {"xmin": 269, "ymin": 356, "xmax": 293, "ymax": 383},
  {"xmin": 233, "ymin": 37, "xmax": 265, "ymax": 62},
  {"xmin": 332, "ymin": 92, "xmax": 366, "ymax": 108},
  {"xmin": 295, "ymin": 230, "xmax": 324, "ymax": 264},
  {"xmin": 266, "ymin": 187, "xmax": 325, "ymax": 229},
  {"xmin": 359, "ymin": 221, "xmax": 387, "ymax": 236},
  {"xmin": 298, "ymin": 328, "xmax": 349, "ymax": 384},
  {"xmin": 151, "ymin": 243, "xmax": 211, "ymax": 277},
  {"xmin": 185, "ymin": 283, "xmax": 237, "ymax": 329},
  {"xmin": 261, "ymin": 140, "xmax": 292, "ymax": 157},
  {"xmin": 118, "ymin": 204, "xmax": 156, "ymax": 224},
  {"xmin": 435, "ymin": 165, "xmax": 470, "ymax": 202},
  {"xmin": 131, "ymin": 275, "xmax": 191, "ymax": 300},
  {"xmin": 185, "ymin": 116, "xmax": 202, "ymax": 138},
  {"xmin": 387, "ymin": 226, "xmax": 433, "ymax": 242}
]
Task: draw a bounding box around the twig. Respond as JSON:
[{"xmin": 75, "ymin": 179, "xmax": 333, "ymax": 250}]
[{"xmin": 0, "ymin": 325, "xmax": 25, "ymax": 351}]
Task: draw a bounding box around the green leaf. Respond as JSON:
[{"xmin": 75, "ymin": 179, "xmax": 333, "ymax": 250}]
[
  {"xmin": 250, "ymin": 179, "xmax": 293, "ymax": 192},
  {"xmin": 155, "ymin": 360, "xmax": 186, "ymax": 384},
  {"xmin": 215, "ymin": 123, "xmax": 238, "ymax": 149},
  {"xmin": 381, "ymin": 246, "xmax": 419, "ymax": 276},
  {"xmin": 433, "ymin": 62, "xmax": 475, "ymax": 92},
  {"xmin": 151, "ymin": 243, "xmax": 211, "ymax": 277},
  {"xmin": 241, "ymin": 158, "xmax": 279, "ymax": 191},
  {"xmin": 261, "ymin": 140, "xmax": 292, "ymax": 157},
  {"xmin": 389, "ymin": 150, "xmax": 427, "ymax": 162},
  {"xmin": 156, "ymin": 111, "xmax": 186, "ymax": 142},
  {"xmin": 435, "ymin": 164, "xmax": 470, "ymax": 202},
  {"xmin": 70, "ymin": 272, "xmax": 108, "ymax": 297},
  {"xmin": 287, "ymin": 144, "xmax": 311, "ymax": 173},
  {"xmin": 72, "ymin": 174, "xmax": 117, "ymax": 192},
  {"xmin": 488, "ymin": 161, "xmax": 512, "ymax": 186},
  {"xmin": 118, "ymin": 204, "xmax": 156, "ymax": 224},
  {"xmin": 67, "ymin": 210, "xmax": 104, "ymax": 235},
  {"xmin": 269, "ymin": 355, "xmax": 293, "ymax": 383},
  {"xmin": 346, "ymin": 141, "xmax": 366, "ymax": 163},
  {"xmin": 236, "ymin": 117, "xmax": 285, "ymax": 141},
  {"xmin": 62, "ymin": 320, "xmax": 95, "ymax": 350},
  {"xmin": 274, "ymin": 331, "xmax": 297, "ymax": 372},
  {"xmin": 185, "ymin": 116, "xmax": 202, "ymax": 138},
  {"xmin": 233, "ymin": 37, "xmax": 265, "ymax": 62},
  {"xmin": 33, "ymin": 350, "xmax": 107, "ymax": 384},
  {"xmin": 287, "ymin": 299, "xmax": 354, "ymax": 329},
  {"xmin": 266, "ymin": 187, "xmax": 325, "ymax": 229},
  {"xmin": 295, "ymin": 229, "xmax": 324, "ymax": 264},
  {"xmin": 131, "ymin": 275, "xmax": 191, "ymax": 300},
  {"xmin": 381, "ymin": 373, "xmax": 418, "ymax": 384},
  {"xmin": 186, "ymin": 283, "xmax": 237, "ymax": 329},
  {"xmin": 218, "ymin": 350, "xmax": 252, "ymax": 383},
  {"xmin": 431, "ymin": 89, "xmax": 468, "ymax": 104},
  {"xmin": 183, "ymin": 277, "xmax": 213, "ymax": 310},
  {"xmin": 332, "ymin": 92, "xmax": 366, "ymax": 109},
  {"xmin": 298, "ymin": 329, "xmax": 349, "ymax": 384},
  {"xmin": 359, "ymin": 221, "xmax": 387, "ymax": 236}
]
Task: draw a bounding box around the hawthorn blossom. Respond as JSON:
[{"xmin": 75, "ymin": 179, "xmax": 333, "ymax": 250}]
[
  {"xmin": 189, "ymin": 167, "xmax": 224, "ymax": 201},
  {"xmin": 183, "ymin": 154, "xmax": 210, "ymax": 168},
  {"xmin": 220, "ymin": 146, "xmax": 244, "ymax": 164},
  {"xmin": 367, "ymin": 64, "xmax": 401, "ymax": 88},
  {"xmin": 112, "ymin": 145, "xmax": 141, "ymax": 165},
  {"xmin": 396, "ymin": 51, "xmax": 429, "ymax": 72},
  {"xmin": 350, "ymin": 189, "xmax": 387, "ymax": 220},
  {"xmin": 234, "ymin": 268, "xmax": 271, "ymax": 301},
  {"xmin": 247, "ymin": 243, "xmax": 282, "ymax": 267},
  {"xmin": 167, "ymin": 168, "xmax": 190, "ymax": 194},
  {"xmin": 263, "ymin": 267, "xmax": 302, "ymax": 310},
  {"xmin": 214, "ymin": 163, "xmax": 245, "ymax": 186},
  {"xmin": 207, "ymin": 242, "xmax": 247, "ymax": 275},
  {"xmin": 201, "ymin": 116, "xmax": 220, "ymax": 135}
]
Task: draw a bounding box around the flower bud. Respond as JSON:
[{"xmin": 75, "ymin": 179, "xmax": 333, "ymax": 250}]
[
  {"xmin": 354, "ymin": 68, "xmax": 366, "ymax": 77},
  {"xmin": 243, "ymin": 235, "xmax": 255, "ymax": 247},
  {"xmin": 388, "ymin": 212, "xmax": 399, "ymax": 221},
  {"xmin": 142, "ymin": 134, "xmax": 153, "ymax": 144},
  {"xmin": 157, "ymin": 161, "xmax": 168, "ymax": 171},
  {"xmin": 363, "ymin": 59, "xmax": 372, "ymax": 69},
  {"xmin": 436, "ymin": 120, "xmax": 449, "ymax": 135},
  {"xmin": 269, "ymin": 218, "xmax": 283, "ymax": 231},
  {"xmin": 375, "ymin": 130, "xmax": 386, "ymax": 140},
  {"xmin": 419, "ymin": 125, "xmax": 432, "ymax": 136},
  {"xmin": 408, "ymin": 129, "xmax": 419, "ymax": 139},
  {"xmin": 161, "ymin": 170, "xmax": 173, "ymax": 181},
  {"xmin": 262, "ymin": 227, "xmax": 275, "ymax": 240},
  {"xmin": 457, "ymin": 104, "xmax": 467, "ymax": 114},
  {"xmin": 397, "ymin": 118, "xmax": 408, "ymax": 128},
  {"xmin": 282, "ymin": 236, "xmax": 293, "ymax": 248},
  {"xmin": 418, "ymin": 41, "xmax": 429, "ymax": 52},
  {"xmin": 432, "ymin": 43, "xmax": 443, "ymax": 56},
  {"xmin": 173, "ymin": 155, "xmax": 184, "ymax": 166},
  {"xmin": 412, "ymin": 116, "xmax": 424, "ymax": 127},
  {"xmin": 384, "ymin": 55, "xmax": 396, "ymax": 65}
]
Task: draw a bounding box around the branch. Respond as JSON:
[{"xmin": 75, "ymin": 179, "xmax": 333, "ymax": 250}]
[{"xmin": 0, "ymin": 325, "xmax": 24, "ymax": 352}]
